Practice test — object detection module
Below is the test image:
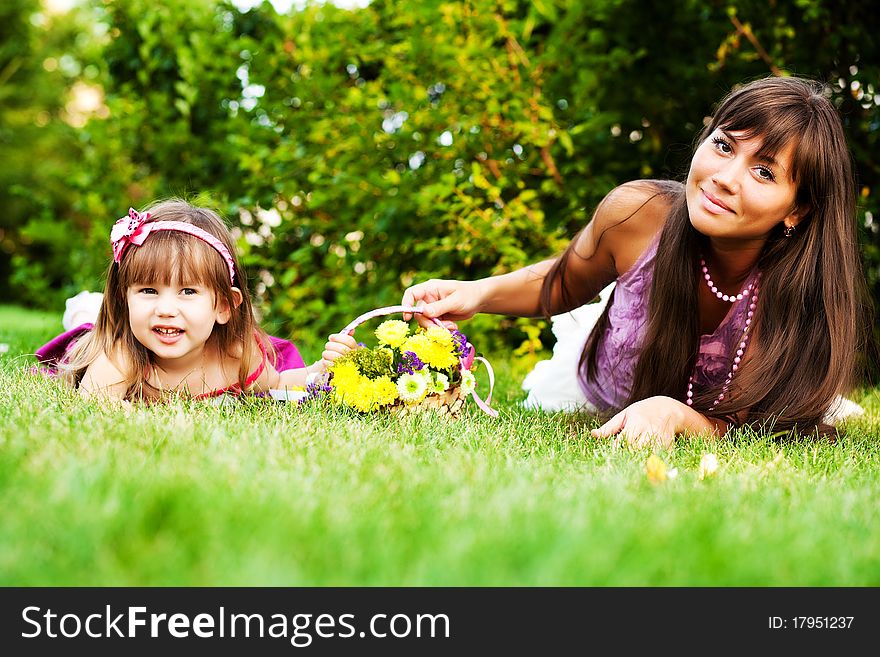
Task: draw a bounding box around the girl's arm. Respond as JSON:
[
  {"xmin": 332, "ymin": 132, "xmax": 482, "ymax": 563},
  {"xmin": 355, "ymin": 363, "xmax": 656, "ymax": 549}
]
[
  {"xmin": 257, "ymin": 333, "xmax": 359, "ymax": 391},
  {"xmin": 274, "ymin": 363, "xmax": 317, "ymax": 389},
  {"xmin": 79, "ymin": 351, "xmax": 130, "ymax": 402},
  {"xmin": 591, "ymin": 396, "xmax": 729, "ymax": 449}
]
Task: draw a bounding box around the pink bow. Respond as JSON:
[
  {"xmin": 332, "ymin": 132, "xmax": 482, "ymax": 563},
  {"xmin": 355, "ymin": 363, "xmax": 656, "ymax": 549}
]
[
  {"xmin": 460, "ymin": 343, "xmax": 475, "ymax": 370},
  {"xmin": 111, "ymin": 208, "xmax": 152, "ymax": 263}
]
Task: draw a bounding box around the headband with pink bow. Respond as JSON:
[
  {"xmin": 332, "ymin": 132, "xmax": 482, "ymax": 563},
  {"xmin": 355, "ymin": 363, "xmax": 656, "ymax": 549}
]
[{"xmin": 110, "ymin": 208, "xmax": 237, "ymax": 284}]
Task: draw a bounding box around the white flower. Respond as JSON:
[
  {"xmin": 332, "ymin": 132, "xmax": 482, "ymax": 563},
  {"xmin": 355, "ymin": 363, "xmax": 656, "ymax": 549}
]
[
  {"xmin": 699, "ymin": 453, "xmax": 719, "ymax": 480},
  {"xmin": 460, "ymin": 369, "xmax": 476, "ymax": 395},
  {"xmin": 397, "ymin": 372, "xmax": 428, "ymax": 403},
  {"xmin": 430, "ymin": 371, "xmax": 449, "ymax": 394}
]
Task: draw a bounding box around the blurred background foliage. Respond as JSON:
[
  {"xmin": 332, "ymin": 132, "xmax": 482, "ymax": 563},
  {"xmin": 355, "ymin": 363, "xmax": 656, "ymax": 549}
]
[{"xmin": 2, "ymin": 0, "xmax": 878, "ymax": 367}]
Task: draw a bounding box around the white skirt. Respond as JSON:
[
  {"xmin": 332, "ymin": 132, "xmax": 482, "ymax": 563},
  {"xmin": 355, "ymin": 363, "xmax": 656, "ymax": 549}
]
[
  {"xmin": 62, "ymin": 291, "xmax": 103, "ymax": 330},
  {"xmin": 521, "ymin": 283, "xmax": 614, "ymax": 413}
]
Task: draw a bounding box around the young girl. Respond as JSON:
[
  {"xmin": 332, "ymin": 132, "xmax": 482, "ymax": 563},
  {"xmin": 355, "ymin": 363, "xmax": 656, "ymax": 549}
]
[
  {"xmin": 36, "ymin": 199, "xmax": 356, "ymax": 402},
  {"xmin": 402, "ymin": 75, "xmax": 873, "ymax": 447}
]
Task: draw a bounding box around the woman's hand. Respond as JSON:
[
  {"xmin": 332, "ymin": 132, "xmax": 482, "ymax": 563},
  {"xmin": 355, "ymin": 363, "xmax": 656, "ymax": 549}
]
[
  {"xmin": 401, "ymin": 278, "xmax": 483, "ymax": 328},
  {"xmin": 321, "ymin": 333, "xmax": 359, "ymax": 369},
  {"xmin": 591, "ymin": 396, "xmax": 722, "ymax": 449}
]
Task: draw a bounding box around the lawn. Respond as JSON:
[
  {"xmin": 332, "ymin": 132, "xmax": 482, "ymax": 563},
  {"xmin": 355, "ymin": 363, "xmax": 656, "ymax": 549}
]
[{"xmin": 1, "ymin": 304, "xmax": 878, "ymax": 586}]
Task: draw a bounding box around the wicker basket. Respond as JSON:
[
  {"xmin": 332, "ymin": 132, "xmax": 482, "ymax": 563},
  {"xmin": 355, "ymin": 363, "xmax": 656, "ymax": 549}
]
[
  {"xmin": 336, "ymin": 305, "xmax": 496, "ymax": 419},
  {"xmin": 389, "ymin": 384, "xmax": 467, "ymax": 418}
]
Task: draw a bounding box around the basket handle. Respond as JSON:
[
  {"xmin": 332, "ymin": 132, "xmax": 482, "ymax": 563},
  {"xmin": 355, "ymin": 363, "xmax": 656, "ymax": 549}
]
[
  {"xmin": 339, "ymin": 304, "xmax": 498, "ymax": 418},
  {"xmin": 341, "ymin": 304, "xmax": 444, "ymax": 335}
]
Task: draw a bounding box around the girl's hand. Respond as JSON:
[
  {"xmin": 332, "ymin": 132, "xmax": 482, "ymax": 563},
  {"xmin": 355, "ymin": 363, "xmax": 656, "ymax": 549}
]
[
  {"xmin": 591, "ymin": 396, "xmax": 721, "ymax": 449},
  {"xmin": 401, "ymin": 278, "xmax": 483, "ymax": 329},
  {"xmin": 321, "ymin": 333, "xmax": 359, "ymax": 369}
]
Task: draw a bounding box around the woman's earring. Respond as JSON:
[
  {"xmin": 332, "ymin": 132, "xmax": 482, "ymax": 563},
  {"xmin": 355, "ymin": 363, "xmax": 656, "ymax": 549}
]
[{"xmin": 783, "ymin": 224, "xmax": 795, "ymax": 238}]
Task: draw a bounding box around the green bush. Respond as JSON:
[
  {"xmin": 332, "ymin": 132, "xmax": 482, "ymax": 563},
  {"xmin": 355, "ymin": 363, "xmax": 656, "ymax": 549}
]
[{"xmin": 3, "ymin": 0, "xmax": 878, "ymax": 367}]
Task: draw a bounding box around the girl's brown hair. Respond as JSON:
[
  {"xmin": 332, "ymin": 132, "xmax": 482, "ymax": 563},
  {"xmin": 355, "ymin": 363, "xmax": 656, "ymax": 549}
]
[
  {"xmin": 542, "ymin": 76, "xmax": 872, "ymax": 434},
  {"xmin": 64, "ymin": 199, "xmax": 272, "ymax": 399}
]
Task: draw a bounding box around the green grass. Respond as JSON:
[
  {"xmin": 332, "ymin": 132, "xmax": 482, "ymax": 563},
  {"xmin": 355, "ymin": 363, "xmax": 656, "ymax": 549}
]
[{"xmin": 1, "ymin": 304, "xmax": 879, "ymax": 585}]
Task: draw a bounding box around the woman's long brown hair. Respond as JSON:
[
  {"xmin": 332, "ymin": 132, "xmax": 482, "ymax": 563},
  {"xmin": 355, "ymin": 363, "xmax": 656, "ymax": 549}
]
[{"xmin": 542, "ymin": 76, "xmax": 872, "ymax": 435}]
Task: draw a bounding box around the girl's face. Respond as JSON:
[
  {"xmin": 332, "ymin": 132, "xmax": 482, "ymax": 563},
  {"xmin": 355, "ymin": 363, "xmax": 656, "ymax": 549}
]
[
  {"xmin": 686, "ymin": 129, "xmax": 805, "ymax": 242},
  {"xmin": 126, "ymin": 282, "xmax": 234, "ymax": 369}
]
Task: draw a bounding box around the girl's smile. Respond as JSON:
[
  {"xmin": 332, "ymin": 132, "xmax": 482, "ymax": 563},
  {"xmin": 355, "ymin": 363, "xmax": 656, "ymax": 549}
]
[{"xmin": 152, "ymin": 325, "xmax": 186, "ymax": 344}]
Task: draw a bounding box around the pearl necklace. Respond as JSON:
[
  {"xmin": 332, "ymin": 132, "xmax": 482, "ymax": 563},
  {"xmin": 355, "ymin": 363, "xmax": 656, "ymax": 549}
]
[
  {"xmin": 687, "ymin": 260, "xmax": 761, "ymax": 409},
  {"xmin": 700, "ymin": 256, "xmax": 755, "ymax": 302}
]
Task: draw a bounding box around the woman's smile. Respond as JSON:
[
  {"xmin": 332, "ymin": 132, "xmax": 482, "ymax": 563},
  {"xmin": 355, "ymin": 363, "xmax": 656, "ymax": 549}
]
[{"xmin": 700, "ymin": 189, "xmax": 734, "ymax": 214}]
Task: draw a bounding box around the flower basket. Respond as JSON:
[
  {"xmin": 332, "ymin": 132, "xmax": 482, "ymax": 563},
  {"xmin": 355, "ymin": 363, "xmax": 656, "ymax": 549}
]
[{"xmin": 317, "ymin": 305, "xmax": 496, "ymax": 418}]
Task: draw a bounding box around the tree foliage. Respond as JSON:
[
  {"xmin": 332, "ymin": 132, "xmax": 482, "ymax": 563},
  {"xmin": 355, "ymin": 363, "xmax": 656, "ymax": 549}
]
[{"xmin": 2, "ymin": 0, "xmax": 878, "ymax": 361}]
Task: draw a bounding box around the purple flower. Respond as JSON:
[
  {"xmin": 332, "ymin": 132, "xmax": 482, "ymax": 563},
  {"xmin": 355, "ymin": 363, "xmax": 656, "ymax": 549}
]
[
  {"xmin": 302, "ymin": 372, "xmax": 333, "ymax": 403},
  {"xmin": 451, "ymin": 330, "xmax": 469, "ymax": 357},
  {"xmin": 397, "ymin": 350, "xmax": 425, "ymax": 375},
  {"xmin": 450, "ymin": 329, "xmax": 474, "ymax": 368}
]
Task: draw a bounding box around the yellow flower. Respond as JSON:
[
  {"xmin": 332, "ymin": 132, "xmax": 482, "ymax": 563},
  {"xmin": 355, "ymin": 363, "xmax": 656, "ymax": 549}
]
[
  {"xmin": 426, "ymin": 326, "xmax": 454, "ymax": 350},
  {"xmin": 645, "ymin": 454, "xmax": 668, "ymax": 484},
  {"xmin": 699, "ymin": 453, "xmax": 719, "ymax": 480},
  {"xmin": 425, "ymin": 327, "xmax": 458, "ymax": 368},
  {"xmin": 334, "ymin": 370, "xmax": 383, "ymax": 411},
  {"xmin": 400, "ymin": 334, "xmax": 429, "ymax": 357},
  {"xmin": 346, "ymin": 383, "xmax": 377, "ymax": 412},
  {"xmin": 329, "ymin": 361, "xmax": 366, "ymax": 408},
  {"xmin": 375, "ymin": 320, "xmax": 410, "ymax": 348},
  {"xmin": 402, "ymin": 333, "xmax": 457, "ymax": 370},
  {"xmin": 329, "ymin": 361, "xmax": 360, "ymax": 391},
  {"xmin": 372, "ymin": 376, "xmax": 399, "ymax": 406}
]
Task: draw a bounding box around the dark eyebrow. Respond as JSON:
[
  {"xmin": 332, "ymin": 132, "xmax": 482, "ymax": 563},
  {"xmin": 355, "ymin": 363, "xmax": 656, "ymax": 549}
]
[
  {"xmin": 721, "ymin": 129, "xmax": 786, "ymax": 173},
  {"xmin": 757, "ymin": 152, "xmax": 782, "ymax": 170}
]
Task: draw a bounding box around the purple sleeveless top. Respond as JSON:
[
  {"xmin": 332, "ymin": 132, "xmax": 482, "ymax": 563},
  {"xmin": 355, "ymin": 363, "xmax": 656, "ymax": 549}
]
[{"xmin": 581, "ymin": 235, "xmax": 759, "ymax": 411}]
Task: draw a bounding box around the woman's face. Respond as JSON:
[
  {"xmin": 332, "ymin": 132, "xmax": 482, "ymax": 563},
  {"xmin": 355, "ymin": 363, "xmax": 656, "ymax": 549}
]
[{"xmin": 686, "ymin": 128, "xmax": 804, "ymax": 242}]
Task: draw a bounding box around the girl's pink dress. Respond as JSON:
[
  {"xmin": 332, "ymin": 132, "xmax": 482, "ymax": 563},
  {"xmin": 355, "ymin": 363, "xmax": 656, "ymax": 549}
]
[{"xmin": 34, "ymin": 323, "xmax": 305, "ymax": 396}]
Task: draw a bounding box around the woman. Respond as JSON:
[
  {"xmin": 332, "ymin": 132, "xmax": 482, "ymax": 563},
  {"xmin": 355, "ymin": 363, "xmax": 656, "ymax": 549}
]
[{"xmin": 402, "ymin": 76, "xmax": 872, "ymax": 447}]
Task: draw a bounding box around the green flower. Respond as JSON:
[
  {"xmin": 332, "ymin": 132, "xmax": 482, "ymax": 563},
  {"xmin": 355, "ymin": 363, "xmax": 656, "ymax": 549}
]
[{"xmin": 347, "ymin": 346, "xmax": 394, "ymax": 379}]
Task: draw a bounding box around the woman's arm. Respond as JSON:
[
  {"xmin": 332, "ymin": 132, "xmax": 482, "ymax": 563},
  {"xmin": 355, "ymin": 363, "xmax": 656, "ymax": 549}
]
[
  {"xmin": 402, "ymin": 182, "xmax": 668, "ymax": 322},
  {"xmin": 401, "ymin": 259, "xmax": 559, "ymax": 322},
  {"xmin": 591, "ymin": 396, "xmax": 729, "ymax": 449}
]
